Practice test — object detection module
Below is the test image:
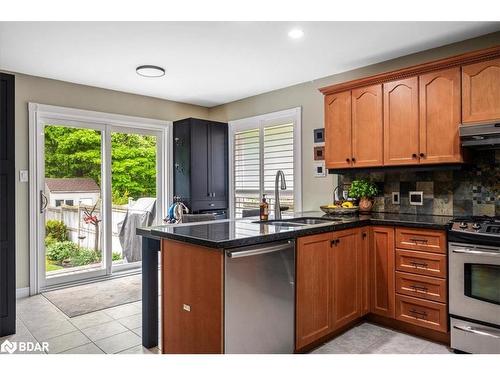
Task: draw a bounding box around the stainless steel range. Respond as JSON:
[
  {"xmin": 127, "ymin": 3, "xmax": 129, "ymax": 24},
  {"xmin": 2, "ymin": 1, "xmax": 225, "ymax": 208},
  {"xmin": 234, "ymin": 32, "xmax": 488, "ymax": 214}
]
[{"xmin": 448, "ymin": 216, "xmax": 500, "ymax": 354}]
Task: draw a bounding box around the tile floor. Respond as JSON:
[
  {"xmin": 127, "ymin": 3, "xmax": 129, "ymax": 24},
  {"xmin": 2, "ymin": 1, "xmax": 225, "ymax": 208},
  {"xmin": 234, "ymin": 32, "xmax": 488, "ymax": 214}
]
[
  {"xmin": 1, "ymin": 293, "xmax": 452, "ymax": 354},
  {"xmin": 311, "ymin": 322, "xmax": 452, "ymax": 354},
  {"xmin": 0, "ymin": 294, "xmax": 160, "ymax": 354}
]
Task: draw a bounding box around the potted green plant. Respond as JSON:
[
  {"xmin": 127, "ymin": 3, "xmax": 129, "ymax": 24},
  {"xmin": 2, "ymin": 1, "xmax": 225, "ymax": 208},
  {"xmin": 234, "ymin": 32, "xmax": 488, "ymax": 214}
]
[{"xmin": 348, "ymin": 179, "xmax": 378, "ymax": 213}]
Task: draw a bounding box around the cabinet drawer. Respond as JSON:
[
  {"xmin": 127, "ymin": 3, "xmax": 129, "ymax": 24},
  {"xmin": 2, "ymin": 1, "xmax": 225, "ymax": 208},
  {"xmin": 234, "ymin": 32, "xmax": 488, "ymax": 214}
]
[
  {"xmin": 191, "ymin": 200, "xmax": 227, "ymax": 212},
  {"xmin": 396, "ymin": 294, "xmax": 447, "ymax": 333},
  {"xmin": 395, "ymin": 271, "xmax": 447, "ymax": 303},
  {"xmin": 395, "ymin": 249, "xmax": 447, "ymax": 278},
  {"xmin": 395, "ymin": 228, "xmax": 446, "ymax": 254}
]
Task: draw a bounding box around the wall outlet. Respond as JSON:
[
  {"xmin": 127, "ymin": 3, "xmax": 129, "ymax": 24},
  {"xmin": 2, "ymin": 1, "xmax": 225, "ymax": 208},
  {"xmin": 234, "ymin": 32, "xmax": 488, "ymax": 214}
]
[
  {"xmin": 392, "ymin": 192, "xmax": 400, "ymax": 205},
  {"xmin": 409, "ymin": 191, "xmax": 424, "ymax": 206}
]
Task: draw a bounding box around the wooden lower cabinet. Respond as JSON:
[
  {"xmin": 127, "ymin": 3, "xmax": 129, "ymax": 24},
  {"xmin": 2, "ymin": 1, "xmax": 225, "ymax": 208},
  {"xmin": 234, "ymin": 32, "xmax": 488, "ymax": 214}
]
[
  {"xmin": 395, "ymin": 248, "xmax": 447, "ymax": 278},
  {"xmin": 296, "ymin": 232, "xmax": 334, "ymax": 350},
  {"xmin": 359, "ymin": 229, "xmax": 370, "ymax": 315},
  {"xmin": 162, "ymin": 239, "xmax": 223, "ymax": 354},
  {"xmin": 331, "ymin": 228, "xmax": 362, "ymax": 329},
  {"xmin": 369, "ymin": 226, "xmax": 395, "ymax": 318},
  {"xmin": 395, "ymin": 271, "xmax": 447, "ymax": 303},
  {"xmin": 296, "ymin": 228, "xmax": 363, "ymax": 350},
  {"xmin": 395, "ymin": 294, "xmax": 447, "ymax": 333}
]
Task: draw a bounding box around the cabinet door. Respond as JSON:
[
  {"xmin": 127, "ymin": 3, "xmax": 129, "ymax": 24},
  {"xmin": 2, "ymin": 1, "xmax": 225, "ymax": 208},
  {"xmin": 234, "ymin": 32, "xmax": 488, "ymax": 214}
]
[
  {"xmin": 296, "ymin": 232, "xmax": 333, "ymax": 350},
  {"xmin": 190, "ymin": 121, "xmax": 210, "ymax": 202},
  {"xmin": 162, "ymin": 239, "xmax": 223, "ymax": 353},
  {"xmin": 359, "ymin": 229, "xmax": 370, "ymax": 316},
  {"xmin": 324, "ymin": 91, "xmax": 352, "ymax": 169},
  {"xmin": 208, "ymin": 123, "xmax": 228, "ymax": 202},
  {"xmin": 332, "ymin": 228, "xmax": 360, "ymax": 329},
  {"xmin": 352, "ymin": 85, "xmax": 383, "ymax": 167},
  {"xmin": 419, "ymin": 67, "xmax": 462, "ymax": 164},
  {"xmin": 462, "ymin": 57, "xmax": 500, "ymax": 124},
  {"xmin": 383, "ymin": 77, "xmax": 419, "ymax": 166},
  {"xmin": 370, "ymin": 226, "xmax": 395, "ymax": 318}
]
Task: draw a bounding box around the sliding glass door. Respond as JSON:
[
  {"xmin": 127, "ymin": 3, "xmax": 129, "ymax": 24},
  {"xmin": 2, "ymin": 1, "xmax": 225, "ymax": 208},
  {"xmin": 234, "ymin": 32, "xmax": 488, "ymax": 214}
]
[{"xmin": 36, "ymin": 118, "xmax": 164, "ymax": 289}]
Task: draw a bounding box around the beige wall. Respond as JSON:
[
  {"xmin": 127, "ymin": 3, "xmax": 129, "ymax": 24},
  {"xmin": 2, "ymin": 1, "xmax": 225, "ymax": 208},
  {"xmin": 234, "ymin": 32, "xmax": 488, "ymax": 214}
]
[
  {"xmin": 7, "ymin": 73, "xmax": 209, "ymax": 289},
  {"xmin": 208, "ymin": 31, "xmax": 500, "ymax": 213},
  {"xmin": 6, "ymin": 30, "xmax": 500, "ymax": 290}
]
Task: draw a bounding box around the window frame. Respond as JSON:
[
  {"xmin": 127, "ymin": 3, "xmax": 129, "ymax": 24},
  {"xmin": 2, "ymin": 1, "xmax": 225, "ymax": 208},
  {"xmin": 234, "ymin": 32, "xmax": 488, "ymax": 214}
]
[{"xmin": 228, "ymin": 107, "xmax": 302, "ymax": 219}]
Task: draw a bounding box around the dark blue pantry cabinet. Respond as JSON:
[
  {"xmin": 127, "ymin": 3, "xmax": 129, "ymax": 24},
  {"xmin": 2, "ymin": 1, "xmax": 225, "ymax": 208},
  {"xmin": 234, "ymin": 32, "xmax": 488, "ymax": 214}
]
[{"xmin": 173, "ymin": 118, "xmax": 228, "ymax": 214}]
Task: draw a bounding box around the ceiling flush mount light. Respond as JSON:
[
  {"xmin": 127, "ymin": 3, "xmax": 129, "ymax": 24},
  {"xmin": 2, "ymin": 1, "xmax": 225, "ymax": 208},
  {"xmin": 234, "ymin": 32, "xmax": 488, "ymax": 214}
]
[
  {"xmin": 288, "ymin": 28, "xmax": 304, "ymax": 39},
  {"xmin": 136, "ymin": 65, "xmax": 165, "ymax": 78}
]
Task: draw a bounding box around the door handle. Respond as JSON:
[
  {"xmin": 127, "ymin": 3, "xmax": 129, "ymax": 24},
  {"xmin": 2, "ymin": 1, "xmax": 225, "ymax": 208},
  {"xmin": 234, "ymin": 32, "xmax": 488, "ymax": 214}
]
[
  {"xmin": 452, "ymin": 248, "xmax": 500, "ymax": 257},
  {"xmin": 410, "ymin": 261, "xmax": 428, "ymax": 268},
  {"xmin": 227, "ymin": 241, "xmax": 293, "ymax": 258},
  {"xmin": 40, "ymin": 190, "xmax": 48, "ymax": 213},
  {"xmin": 453, "ymin": 325, "xmax": 500, "ymax": 339}
]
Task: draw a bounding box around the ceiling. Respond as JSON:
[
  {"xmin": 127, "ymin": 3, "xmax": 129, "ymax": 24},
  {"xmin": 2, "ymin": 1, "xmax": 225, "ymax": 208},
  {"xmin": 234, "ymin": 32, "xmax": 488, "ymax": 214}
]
[{"xmin": 0, "ymin": 22, "xmax": 499, "ymax": 107}]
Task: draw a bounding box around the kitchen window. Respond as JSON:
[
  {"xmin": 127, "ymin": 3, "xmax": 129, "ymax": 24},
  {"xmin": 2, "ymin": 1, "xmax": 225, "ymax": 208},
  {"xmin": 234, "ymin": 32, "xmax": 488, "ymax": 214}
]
[{"xmin": 229, "ymin": 107, "xmax": 302, "ymax": 218}]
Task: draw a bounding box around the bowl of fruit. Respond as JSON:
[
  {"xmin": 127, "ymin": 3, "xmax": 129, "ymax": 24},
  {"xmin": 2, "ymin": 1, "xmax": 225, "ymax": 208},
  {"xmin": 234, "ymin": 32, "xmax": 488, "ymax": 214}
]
[{"xmin": 320, "ymin": 201, "xmax": 359, "ymax": 215}]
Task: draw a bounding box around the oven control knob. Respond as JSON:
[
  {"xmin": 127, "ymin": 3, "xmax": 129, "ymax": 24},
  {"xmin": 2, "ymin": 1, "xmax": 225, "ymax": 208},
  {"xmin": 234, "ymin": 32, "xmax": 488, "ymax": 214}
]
[
  {"xmin": 459, "ymin": 222, "xmax": 468, "ymax": 229},
  {"xmin": 472, "ymin": 222, "xmax": 481, "ymax": 230}
]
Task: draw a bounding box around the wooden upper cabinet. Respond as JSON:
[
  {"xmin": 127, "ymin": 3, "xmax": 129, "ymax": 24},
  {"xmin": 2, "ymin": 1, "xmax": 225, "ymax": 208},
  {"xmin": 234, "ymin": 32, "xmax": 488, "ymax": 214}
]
[
  {"xmin": 370, "ymin": 226, "xmax": 395, "ymax": 318},
  {"xmin": 351, "ymin": 85, "xmax": 383, "ymax": 167},
  {"xmin": 324, "ymin": 91, "xmax": 352, "ymax": 169},
  {"xmin": 331, "ymin": 228, "xmax": 360, "ymax": 329},
  {"xmin": 462, "ymin": 57, "xmax": 500, "ymax": 124},
  {"xmin": 419, "ymin": 67, "xmax": 462, "ymax": 164},
  {"xmin": 383, "ymin": 77, "xmax": 420, "ymax": 166},
  {"xmin": 296, "ymin": 232, "xmax": 333, "ymax": 350}
]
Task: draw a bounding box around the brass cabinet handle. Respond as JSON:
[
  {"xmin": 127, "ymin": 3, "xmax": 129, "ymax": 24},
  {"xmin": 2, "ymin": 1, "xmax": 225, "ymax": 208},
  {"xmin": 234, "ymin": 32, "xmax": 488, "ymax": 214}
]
[
  {"xmin": 409, "ymin": 308, "xmax": 428, "ymax": 317},
  {"xmin": 351, "ymin": 157, "xmax": 356, "ymax": 162},
  {"xmin": 345, "ymin": 158, "xmax": 351, "ymax": 163},
  {"xmin": 410, "ymin": 238, "xmax": 428, "ymax": 244},
  {"xmin": 412, "ymin": 153, "xmax": 417, "ymax": 159},
  {"xmin": 410, "ymin": 261, "xmax": 429, "ymax": 268},
  {"xmin": 410, "ymin": 284, "xmax": 428, "ymax": 292},
  {"xmin": 419, "ymin": 153, "xmax": 425, "ymax": 158}
]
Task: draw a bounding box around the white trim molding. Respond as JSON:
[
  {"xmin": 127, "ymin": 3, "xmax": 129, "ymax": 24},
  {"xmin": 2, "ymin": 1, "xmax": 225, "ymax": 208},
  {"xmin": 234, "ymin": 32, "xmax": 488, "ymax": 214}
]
[
  {"xmin": 228, "ymin": 107, "xmax": 302, "ymax": 218},
  {"xmin": 16, "ymin": 287, "xmax": 30, "ymax": 299},
  {"xmin": 28, "ymin": 103, "xmax": 172, "ymax": 294}
]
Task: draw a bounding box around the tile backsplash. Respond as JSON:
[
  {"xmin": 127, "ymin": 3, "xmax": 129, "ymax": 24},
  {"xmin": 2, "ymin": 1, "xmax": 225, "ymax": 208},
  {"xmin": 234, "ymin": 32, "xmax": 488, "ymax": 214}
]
[{"xmin": 338, "ymin": 150, "xmax": 500, "ymax": 217}]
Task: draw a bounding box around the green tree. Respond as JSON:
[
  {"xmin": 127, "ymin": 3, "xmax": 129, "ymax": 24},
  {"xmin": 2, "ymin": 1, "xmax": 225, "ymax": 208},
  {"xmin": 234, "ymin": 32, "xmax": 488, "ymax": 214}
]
[{"xmin": 45, "ymin": 125, "xmax": 157, "ymax": 204}]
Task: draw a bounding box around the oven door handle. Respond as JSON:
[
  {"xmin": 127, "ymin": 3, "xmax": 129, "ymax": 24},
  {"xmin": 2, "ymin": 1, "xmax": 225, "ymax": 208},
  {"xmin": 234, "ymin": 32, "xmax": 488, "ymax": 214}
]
[
  {"xmin": 453, "ymin": 325, "xmax": 500, "ymax": 339},
  {"xmin": 452, "ymin": 248, "xmax": 500, "ymax": 257}
]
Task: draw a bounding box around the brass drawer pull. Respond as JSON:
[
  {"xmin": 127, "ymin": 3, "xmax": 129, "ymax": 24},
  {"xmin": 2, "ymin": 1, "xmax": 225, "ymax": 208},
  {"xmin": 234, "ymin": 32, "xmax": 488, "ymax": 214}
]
[
  {"xmin": 410, "ymin": 261, "xmax": 429, "ymax": 268},
  {"xmin": 410, "ymin": 238, "xmax": 429, "ymax": 244},
  {"xmin": 410, "ymin": 284, "xmax": 429, "ymax": 292},
  {"xmin": 409, "ymin": 308, "xmax": 428, "ymax": 317}
]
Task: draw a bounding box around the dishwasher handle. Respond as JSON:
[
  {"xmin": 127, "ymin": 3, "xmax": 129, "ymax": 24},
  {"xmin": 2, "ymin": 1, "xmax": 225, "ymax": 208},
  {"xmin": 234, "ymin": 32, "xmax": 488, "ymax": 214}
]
[{"xmin": 227, "ymin": 241, "xmax": 293, "ymax": 259}]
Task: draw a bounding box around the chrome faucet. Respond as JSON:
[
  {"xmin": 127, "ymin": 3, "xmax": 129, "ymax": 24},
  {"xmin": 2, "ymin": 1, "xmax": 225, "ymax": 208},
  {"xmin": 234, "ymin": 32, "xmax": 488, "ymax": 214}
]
[{"xmin": 274, "ymin": 170, "xmax": 287, "ymax": 220}]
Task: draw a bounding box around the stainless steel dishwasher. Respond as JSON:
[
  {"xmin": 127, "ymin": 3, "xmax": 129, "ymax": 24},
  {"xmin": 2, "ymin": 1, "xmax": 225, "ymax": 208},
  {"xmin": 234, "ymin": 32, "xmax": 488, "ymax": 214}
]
[{"xmin": 224, "ymin": 240, "xmax": 295, "ymax": 354}]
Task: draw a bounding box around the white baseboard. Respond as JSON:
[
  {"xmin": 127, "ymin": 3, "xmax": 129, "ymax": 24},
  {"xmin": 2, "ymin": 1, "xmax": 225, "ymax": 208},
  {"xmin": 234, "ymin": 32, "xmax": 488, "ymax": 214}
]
[{"xmin": 16, "ymin": 287, "xmax": 30, "ymax": 299}]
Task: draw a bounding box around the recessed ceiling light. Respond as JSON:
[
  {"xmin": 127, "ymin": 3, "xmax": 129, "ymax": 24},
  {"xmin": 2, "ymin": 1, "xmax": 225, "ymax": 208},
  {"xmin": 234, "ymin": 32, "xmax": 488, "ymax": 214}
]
[
  {"xmin": 136, "ymin": 65, "xmax": 165, "ymax": 78},
  {"xmin": 288, "ymin": 28, "xmax": 304, "ymax": 39}
]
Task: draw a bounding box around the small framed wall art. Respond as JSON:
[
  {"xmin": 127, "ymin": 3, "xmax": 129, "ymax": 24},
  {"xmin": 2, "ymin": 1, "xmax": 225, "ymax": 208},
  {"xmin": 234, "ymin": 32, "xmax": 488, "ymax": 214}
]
[
  {"xmin": 314, "ymin": 146, "xmax": 325, "ymax": 161},
  {"xmin": 313, "ymin": 128, "xmax": 324, "ymax": 143},
  {"xmin": 313, "ymin": 161, "xmax": 326, "ymax": 177}
]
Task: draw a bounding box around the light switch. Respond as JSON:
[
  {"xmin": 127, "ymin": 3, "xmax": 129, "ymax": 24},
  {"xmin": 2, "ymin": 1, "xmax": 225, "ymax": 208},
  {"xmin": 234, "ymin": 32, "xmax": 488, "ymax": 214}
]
[
  {"xmin": 19, "ymin": 170, "xmax": 29, "ymax": 182},
  {"xmin": 392, "ymin": 192, "xmax": 400, "ymax": 205},
  {"xmin": 409, "ymin": 191, "xmax": 424, "ymax": 206}
]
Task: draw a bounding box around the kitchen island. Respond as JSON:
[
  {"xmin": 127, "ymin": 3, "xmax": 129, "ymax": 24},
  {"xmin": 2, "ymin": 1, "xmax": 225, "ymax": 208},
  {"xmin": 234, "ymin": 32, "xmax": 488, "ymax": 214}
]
[{"xmin": 137, "ymin": 211, "xmax": 451, "ymax": 353}]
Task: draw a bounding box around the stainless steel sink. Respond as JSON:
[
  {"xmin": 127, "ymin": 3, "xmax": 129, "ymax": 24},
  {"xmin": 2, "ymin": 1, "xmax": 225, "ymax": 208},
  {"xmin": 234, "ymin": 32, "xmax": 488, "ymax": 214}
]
[
  {"xmin": 253, "ymin": 220, "xmax": 307, "ymax": 227},
  {"xmin": 284, "ymin": 217, "xmax": 341, "ymax": 225},
  {"xmin": 252, "ymin": 217, "xmax": 341, "ymax": 227}
]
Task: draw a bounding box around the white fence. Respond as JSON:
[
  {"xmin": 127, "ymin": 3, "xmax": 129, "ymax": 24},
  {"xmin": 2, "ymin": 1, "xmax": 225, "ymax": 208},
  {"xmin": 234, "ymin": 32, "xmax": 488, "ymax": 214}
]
[{"xmin": 46, "ymin": 205, "xmax": 128, "ymax": 256}]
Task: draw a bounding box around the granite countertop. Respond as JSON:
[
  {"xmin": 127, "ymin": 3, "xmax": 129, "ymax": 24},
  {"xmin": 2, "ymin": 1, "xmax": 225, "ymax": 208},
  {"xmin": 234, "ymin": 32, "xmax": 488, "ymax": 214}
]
[{"xmin": 137, "ymin": 211, "xmax": 452, "ymax": 249}]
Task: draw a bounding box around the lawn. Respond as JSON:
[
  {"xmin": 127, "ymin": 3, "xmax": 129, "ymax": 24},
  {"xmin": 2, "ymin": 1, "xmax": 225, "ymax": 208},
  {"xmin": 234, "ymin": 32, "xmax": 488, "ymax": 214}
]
[{"xmin": 46, "ymin": 258, "xmax": 63, "ymax": 272}]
